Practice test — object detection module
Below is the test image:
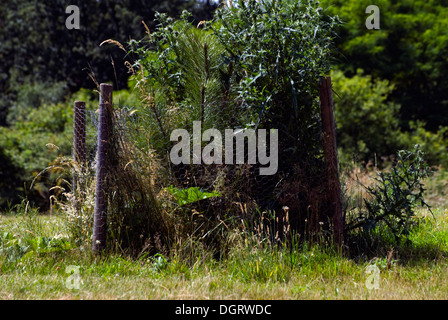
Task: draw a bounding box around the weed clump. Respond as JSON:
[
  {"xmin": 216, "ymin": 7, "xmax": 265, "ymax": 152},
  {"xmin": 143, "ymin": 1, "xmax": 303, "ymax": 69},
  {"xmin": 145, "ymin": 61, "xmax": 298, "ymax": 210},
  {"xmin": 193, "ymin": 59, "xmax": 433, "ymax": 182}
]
[{"xmin": 345, "ymin": 145, "xmax": 433, "ymax": 253}]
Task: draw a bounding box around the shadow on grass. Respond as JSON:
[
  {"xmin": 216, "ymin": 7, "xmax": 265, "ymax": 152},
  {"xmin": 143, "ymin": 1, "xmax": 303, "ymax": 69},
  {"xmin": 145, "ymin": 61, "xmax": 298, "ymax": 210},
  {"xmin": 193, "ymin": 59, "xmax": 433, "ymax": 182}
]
[{"xmin": 345, "ymin": 231, "xmax": 448, "ymax": 267}]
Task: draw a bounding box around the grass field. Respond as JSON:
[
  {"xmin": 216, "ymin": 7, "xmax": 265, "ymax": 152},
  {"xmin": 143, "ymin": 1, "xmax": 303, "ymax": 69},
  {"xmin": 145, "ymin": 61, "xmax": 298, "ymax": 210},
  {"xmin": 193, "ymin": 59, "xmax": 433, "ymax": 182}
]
[
  {"xmin": 1, "ymin": 167, "xmax": 448, "ymax": 300},
  {"xmin": 1, "ymin": 205, "xmax": 447, "ymax": 300}
]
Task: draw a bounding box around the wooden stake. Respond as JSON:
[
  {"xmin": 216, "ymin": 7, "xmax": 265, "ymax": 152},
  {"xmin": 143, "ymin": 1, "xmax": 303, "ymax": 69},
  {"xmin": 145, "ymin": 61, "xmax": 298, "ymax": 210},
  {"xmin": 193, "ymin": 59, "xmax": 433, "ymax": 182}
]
[
  {"xmin": 92, "ymin": 83, "xmax": 113, "ymax": 254},
  {"xmin": 319, "ymin": 76, "xmax": 344, "ymax": 246}
]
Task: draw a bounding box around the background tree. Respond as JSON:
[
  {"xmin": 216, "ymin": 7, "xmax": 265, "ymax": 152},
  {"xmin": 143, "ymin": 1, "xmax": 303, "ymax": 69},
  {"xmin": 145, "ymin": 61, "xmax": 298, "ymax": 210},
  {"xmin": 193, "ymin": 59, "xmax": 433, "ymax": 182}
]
[
  {"xmin": 320, "ymin": 0, "xmax": 448, "ymax": 130},
  {"xmin": 0, "ymin": 0, "xmax": 217, "ymax": 209},
  {"xmin": 0, "ymin": 0, "xmax": 217, "ymax": 126}
]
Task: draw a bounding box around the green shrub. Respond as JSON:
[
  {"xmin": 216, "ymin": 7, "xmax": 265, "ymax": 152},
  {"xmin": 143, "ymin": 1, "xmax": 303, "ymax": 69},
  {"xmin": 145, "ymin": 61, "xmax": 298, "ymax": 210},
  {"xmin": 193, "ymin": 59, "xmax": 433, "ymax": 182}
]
[
  {"xmin": 128, "ymin": 0, "xmax": 342, "ymax": 243},
  {"xmin": 332, "ymin": 69, "xmax": 401, "ymax": 164},
  {"xmin": 399, "ymin": 121, "xmax": 448, "ymax": 168},
  {"xmin": 0, "ymin": 101, "xmax": 73, "ymax": 209},
  {"xmin": 212, "ymin": 0, "xmax": 340, "ymax": 156},
  {"xmin": 332, "ymin": 69, "xmax": 448, "ymax": 168},
  {"xmin": 6, "ymin": 81, "xmax": 69, "ymax": 125}
]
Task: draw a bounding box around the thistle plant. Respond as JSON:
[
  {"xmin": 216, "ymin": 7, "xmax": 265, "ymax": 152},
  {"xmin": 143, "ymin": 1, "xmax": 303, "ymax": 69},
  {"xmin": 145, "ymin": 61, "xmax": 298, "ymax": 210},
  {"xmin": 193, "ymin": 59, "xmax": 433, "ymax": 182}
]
[{"xmin": 347, "ymin": 145, "xmax": 433, "ymax": 244}]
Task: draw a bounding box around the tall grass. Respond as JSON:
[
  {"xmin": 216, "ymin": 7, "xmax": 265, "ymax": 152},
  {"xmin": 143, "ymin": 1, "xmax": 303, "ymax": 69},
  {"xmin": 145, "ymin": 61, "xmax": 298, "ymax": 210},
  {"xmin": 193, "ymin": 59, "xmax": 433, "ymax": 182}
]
[
  {"xmin": 0, "ymin": 201, "xmax": 73, "ymax": 271},
  {"xmin": 1, "ymin": 202, "xmax": 447, "ymax": 299}
]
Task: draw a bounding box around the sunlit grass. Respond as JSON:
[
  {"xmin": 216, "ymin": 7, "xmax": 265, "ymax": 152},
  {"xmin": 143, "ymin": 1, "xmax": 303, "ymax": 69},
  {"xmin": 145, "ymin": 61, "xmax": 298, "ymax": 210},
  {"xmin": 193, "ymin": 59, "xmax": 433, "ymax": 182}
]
[{"xmin": 1, "ymin": 202, "xmax": 448, "ymax": 299}]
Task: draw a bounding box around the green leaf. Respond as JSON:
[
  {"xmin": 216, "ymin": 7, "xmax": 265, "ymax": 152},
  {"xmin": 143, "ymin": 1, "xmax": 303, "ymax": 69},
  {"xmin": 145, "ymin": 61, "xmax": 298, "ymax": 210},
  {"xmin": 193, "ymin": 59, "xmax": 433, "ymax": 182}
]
[{"xmin": 166, "ymin": 185, "xmax": 220, "ymax": 206}]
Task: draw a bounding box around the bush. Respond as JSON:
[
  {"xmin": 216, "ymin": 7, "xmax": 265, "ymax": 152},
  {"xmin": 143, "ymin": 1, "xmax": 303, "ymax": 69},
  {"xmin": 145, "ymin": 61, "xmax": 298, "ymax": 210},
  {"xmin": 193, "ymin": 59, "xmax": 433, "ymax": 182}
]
[
  {"xmin": 399, "ymin": 121, "xmax": 448, "ymax": 168},
  {"xmin": 6, "ymin": 81, "xmax": 69, "ymax": 125},
  {"xmin": 128, "ymin": 0, "xmax": 342, "ymax": 244},
  {"xmin": 212, "ymin": 0, "xmax": 340, "ymax": 154},
  {"xmin": 0, "ymin": 101, "xmax": 73, "ymax": 209},
  {"xmin": 332, "ymin": 69, "xmax": 401, "ymax": 165},
  {"xmin": 332, "ymin": 69, "xmax": 448, "ymax": 169}
]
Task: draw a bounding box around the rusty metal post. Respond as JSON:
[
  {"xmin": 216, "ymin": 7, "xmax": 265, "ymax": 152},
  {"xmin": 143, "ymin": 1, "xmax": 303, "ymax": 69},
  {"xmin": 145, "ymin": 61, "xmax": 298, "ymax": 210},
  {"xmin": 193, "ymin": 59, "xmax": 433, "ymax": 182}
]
[
  {"xmin": 92, "ymin": 83, "xmax": 113, "ymax": 254},
  {"xmin": 319, "ymin": 76, "xmax": 344, "ymax": 246}
]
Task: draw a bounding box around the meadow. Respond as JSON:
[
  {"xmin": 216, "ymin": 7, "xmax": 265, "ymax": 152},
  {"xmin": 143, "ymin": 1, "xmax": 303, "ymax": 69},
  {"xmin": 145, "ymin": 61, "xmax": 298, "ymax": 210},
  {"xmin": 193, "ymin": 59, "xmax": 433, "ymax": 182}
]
[
  {"xmin": 1, "ymin": 168, "xmax": 447, "ymax": 300},
  {"xmin": 2, "ymin": 0, "xmax": 448, "ymax": 302}
]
